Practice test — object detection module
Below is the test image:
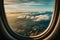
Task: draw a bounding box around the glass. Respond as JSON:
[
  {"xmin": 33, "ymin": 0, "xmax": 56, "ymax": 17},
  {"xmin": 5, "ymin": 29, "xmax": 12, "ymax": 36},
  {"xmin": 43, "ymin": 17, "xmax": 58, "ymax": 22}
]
[{"xmin": 4, "ymin": 0, "xmax": 54, "ymax": 37}]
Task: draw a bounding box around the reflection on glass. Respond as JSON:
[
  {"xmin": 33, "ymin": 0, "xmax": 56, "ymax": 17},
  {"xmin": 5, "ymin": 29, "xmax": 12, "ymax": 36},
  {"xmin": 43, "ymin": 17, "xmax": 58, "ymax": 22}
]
[{"xmin": 4, "ymin": 0, "xmax": 54, "ymax": 36}]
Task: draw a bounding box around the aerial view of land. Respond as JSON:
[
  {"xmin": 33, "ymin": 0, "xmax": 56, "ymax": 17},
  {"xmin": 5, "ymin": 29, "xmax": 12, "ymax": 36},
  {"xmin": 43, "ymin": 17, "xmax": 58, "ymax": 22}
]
[{"xmin": 6, "ymin": 11, "xmax": 52, "ymax": 36}]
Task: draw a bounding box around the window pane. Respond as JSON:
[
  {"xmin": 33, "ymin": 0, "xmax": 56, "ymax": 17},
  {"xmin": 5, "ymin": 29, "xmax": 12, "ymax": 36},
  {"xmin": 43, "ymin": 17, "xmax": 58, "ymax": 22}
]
[{"xmin": 4, "ymin": 0, "xmax": 54, "ymax": 36}]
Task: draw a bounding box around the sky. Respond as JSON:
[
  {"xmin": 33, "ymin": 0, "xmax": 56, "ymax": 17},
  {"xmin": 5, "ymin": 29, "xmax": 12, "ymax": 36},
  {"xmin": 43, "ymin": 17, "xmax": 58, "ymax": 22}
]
[{"xmin": 4, "ymin": 0, "xmax": 54, "ymax": 12}]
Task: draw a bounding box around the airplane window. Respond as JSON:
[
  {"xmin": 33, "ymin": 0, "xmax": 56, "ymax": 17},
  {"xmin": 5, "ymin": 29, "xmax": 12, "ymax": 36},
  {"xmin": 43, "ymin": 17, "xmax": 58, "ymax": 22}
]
[{"xmin": 4, "ymin": 0, "xmax": 54, "ymax": 37}]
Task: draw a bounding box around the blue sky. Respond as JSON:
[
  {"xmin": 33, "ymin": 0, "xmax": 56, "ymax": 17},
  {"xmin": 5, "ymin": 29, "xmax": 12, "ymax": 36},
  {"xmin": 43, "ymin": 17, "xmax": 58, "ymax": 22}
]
[{"xmin": 4, "ymin": 0, "xmax": 54, "ymax": 12}]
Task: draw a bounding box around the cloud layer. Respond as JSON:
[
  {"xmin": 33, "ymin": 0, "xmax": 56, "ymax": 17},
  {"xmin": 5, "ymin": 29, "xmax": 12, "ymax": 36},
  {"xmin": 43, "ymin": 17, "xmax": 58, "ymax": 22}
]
[
  {"xmin": 4, "ymin": 0, "xmax": 54, "ymax": 12},
  {"xmin": 4, "ymin": 0, "xmax": 54, "ymax": 5}
]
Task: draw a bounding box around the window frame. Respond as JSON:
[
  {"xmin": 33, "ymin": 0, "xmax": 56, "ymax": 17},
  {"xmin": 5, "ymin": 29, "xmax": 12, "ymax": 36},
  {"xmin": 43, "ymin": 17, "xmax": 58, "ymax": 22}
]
[{"xmin": 0, "ymin": 0, "xmax": 60, "ymax": 40}]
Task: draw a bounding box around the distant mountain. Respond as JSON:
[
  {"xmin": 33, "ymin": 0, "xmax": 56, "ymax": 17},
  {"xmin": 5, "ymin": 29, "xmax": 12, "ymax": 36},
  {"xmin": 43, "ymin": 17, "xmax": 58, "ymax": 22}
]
[
  {"xmin": 27, "ymin": 11, "xmax": 52, "ymax": 16},
  {"xmin": 15, "ymin": 11, "xmax": 52, "ymax": 16},
  {"xmin": 26, "ymin": 11, "xmax": 52, "ymax": 21}
]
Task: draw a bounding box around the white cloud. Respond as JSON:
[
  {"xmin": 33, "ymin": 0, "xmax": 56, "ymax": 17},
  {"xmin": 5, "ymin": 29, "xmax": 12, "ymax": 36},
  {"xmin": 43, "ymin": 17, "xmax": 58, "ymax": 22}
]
[
  {"xmin": 17, "ymin": 14, "xmax": 50, "ymax": 22},
  {"xmin": 33, "ymin": 14, "xmax": 50, "ymax": 21},
  {"xmin": 4, "ymin": 3, "xmax": 53, "ymax": 12},
  {"xmin": 20, "ymin": 2, "xmax": 44, "ymax": 6}
]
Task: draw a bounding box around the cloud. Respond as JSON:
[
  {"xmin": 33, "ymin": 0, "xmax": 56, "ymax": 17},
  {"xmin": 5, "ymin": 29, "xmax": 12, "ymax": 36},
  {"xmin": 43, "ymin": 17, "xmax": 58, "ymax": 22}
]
[
  {"xmin": 4, "ymin": 0, "xmax": 54, "ymax": 12},
  {"xmin": 33, "ymin": 14, "xmax": 50, "ymax": 21},
  {"xmin": 18, "ymin": 0, "xmax": 54, "ymax": 5},
  {"xmin": 17, "ymin": 13, "xmax": 50, "ymax": 22},
  {"xmin": 4, "ymin": 3, "xmax": 54, "ymax": 12},
  {"xmin": 18, "ymin": 2, "xmax": 44, "ymax": 6},
  {"xmin": 17, "ymin": 0, "xmax": 53, "ymax": 3},
  {"xmin": 4, "ymin": 0, "xmax": 54, "ymax": 5}
]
